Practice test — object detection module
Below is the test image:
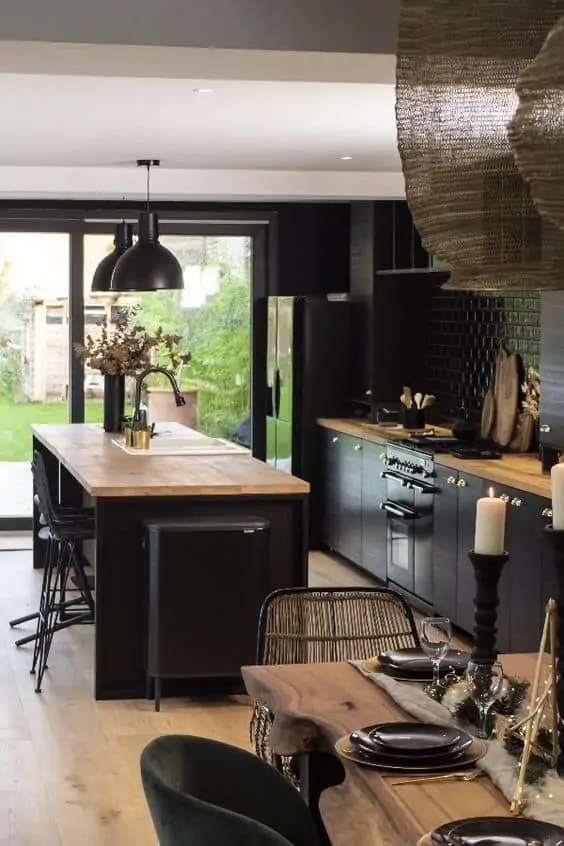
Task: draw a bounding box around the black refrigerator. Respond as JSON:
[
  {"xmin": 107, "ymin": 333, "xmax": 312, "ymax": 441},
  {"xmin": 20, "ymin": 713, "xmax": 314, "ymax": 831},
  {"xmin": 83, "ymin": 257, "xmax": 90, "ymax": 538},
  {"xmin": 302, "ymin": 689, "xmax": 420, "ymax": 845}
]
[{"xmin": 265, "ymin": 295, "xmax": 350, "ymax": 543}]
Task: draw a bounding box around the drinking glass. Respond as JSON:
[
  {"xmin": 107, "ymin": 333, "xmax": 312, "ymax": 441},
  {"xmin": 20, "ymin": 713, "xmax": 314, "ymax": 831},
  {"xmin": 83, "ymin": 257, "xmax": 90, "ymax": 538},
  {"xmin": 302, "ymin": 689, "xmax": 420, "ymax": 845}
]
[
  {"xmin": 466, "ymin": 659, "xmax": 504, "ymax": 739},
  {"xmin": 419, "ymin": 617, "xmax": 452, "ymax": 692}
]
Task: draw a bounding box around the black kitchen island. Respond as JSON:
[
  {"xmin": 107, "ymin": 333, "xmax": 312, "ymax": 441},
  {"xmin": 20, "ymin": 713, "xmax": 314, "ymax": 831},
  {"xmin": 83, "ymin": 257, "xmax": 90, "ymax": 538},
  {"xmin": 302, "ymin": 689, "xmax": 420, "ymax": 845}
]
[{"xmin": 31, "ymin": 423, "xmax": 309, "ymax": 700}]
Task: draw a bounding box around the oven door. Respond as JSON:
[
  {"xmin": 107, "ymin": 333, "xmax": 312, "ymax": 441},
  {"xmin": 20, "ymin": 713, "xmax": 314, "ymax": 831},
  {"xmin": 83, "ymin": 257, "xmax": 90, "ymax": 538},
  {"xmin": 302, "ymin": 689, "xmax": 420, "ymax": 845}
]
[{"xmin": 380, "ymin": 469, "xmax": 419, "ymax": 594}]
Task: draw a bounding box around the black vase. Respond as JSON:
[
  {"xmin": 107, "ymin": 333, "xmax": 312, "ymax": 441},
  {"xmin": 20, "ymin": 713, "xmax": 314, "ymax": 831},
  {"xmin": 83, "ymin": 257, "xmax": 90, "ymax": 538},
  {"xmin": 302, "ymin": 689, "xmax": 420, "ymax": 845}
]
[{"xmin": 103, "ymin": 374, "xmax": 125, "ymax": 433}]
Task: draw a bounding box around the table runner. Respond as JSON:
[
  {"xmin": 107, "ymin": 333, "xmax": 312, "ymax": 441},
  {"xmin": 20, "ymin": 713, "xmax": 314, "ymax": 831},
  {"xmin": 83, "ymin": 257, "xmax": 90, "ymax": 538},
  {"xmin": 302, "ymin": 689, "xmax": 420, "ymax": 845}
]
[{"xmin": 351, "ymin": 660, "xmax": 564, "ymax": 825}]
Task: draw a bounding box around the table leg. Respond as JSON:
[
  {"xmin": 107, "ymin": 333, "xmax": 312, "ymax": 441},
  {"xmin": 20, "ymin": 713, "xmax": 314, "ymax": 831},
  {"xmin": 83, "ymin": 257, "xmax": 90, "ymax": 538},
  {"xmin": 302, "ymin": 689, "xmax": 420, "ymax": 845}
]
[{"xmin": 296, "ymin": 752, "xmax": 345, "ymax": 846}]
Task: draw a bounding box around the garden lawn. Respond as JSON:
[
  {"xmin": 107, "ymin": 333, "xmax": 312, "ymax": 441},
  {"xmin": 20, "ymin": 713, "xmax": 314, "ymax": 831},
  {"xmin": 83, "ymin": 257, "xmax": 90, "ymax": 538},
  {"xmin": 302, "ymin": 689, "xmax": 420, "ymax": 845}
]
[{"xmin": 0, "ymin": 398, "xmax": 102, "ymax": 461}]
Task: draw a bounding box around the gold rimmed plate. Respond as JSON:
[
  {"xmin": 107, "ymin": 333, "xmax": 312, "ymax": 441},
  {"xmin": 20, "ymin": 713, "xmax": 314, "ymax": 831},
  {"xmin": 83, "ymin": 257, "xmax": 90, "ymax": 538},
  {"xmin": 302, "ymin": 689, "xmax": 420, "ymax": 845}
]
[{"xmin": 335, "ymin": 735, "xmax": 486, "ymax": 772}]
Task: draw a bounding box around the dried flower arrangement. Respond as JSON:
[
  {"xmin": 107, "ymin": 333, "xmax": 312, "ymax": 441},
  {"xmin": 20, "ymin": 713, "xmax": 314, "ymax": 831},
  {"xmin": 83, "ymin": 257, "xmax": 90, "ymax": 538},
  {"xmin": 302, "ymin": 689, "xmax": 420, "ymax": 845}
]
[
  {"xmin": 73, "ymin": 315, "xmax": 186, "ymax": 377},
  {"xmin": 521, "ymin": 366, "xmax": 540, "ymax": 420}
]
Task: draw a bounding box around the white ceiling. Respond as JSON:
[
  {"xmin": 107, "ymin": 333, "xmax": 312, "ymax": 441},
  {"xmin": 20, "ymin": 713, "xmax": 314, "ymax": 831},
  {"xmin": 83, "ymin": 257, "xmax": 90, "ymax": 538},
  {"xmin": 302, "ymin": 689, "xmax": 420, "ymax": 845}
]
[{"xmin": 0, "ymin": 43, "xmax": 403, "ymax": 200}]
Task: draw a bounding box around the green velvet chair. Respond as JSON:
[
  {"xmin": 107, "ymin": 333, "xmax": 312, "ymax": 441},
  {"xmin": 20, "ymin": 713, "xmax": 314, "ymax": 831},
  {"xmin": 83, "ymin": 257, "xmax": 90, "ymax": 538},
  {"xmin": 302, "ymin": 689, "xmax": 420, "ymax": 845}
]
[{"xmin": 140, "ymin": 734, "xmax": 323, "ymax": 846}]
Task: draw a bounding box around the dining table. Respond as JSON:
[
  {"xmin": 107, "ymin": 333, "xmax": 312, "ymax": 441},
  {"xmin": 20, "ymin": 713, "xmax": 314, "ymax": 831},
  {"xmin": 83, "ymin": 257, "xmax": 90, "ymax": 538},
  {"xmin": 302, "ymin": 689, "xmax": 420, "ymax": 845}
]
[{"xmin": 241, "ymin": 653, "xmax": 540, "ymax": 846}]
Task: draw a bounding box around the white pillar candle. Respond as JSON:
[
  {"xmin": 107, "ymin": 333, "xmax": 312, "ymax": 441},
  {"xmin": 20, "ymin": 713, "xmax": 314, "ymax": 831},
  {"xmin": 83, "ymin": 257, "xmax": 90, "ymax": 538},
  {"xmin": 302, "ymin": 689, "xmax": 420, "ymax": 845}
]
[
  {"xmin": 474, "ymin": 487, "xmax": 506, "ymax": 555},
  {"xmin": 551, "ymin": 464, "xmax": 564, "ymax": 530}
]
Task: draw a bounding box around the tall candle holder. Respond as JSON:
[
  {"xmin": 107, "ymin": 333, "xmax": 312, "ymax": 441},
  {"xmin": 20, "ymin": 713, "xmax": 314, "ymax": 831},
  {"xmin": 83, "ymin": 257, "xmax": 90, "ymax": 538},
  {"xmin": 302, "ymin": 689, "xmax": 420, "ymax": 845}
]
[
  {"xmin": 469, "ymin": 550, "xmax": 510, "ymax": 662},
  {"xmin": 544, "ymin": 526, "xmax": 564, "ymax": 773}
]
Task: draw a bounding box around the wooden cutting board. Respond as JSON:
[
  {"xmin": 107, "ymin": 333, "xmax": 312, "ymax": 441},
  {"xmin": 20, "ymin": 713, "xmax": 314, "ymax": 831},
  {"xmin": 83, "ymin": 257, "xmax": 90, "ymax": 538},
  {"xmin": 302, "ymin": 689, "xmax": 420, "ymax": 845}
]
[{"xmin": 492, "ymin": 349, "xmax": 520, "ymax": 446}]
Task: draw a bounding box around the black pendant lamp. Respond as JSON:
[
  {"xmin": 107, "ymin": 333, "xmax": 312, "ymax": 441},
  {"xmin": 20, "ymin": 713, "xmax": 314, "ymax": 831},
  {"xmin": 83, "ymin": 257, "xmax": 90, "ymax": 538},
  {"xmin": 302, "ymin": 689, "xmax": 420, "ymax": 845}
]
[
  {"xmin": 91, "ymin": 221, "xmax": 134, "ymax": 292},
  {"xmin": 111, "ymin": 159, "xmax": 184, "ymax": 292}
]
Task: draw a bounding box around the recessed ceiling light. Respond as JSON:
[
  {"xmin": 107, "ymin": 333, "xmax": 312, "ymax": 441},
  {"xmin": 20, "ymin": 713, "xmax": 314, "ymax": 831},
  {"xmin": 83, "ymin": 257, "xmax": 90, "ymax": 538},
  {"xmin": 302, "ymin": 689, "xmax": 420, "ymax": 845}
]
[
  {"xmin": 193, "ymin": 87, "xmax": 215, "ymax": 95},
  {"xmin": 340, "ymin": 155, "xmax": 353, "ymax": 161}
]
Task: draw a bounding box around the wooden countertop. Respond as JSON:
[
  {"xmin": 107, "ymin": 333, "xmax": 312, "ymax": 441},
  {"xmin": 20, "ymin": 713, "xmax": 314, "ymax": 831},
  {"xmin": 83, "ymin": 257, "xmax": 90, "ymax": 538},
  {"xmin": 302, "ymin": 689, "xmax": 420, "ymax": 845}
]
[
  {"xmin": 31, "ymin": 423, "xmax": 310, "ymax": 498},
  {"xmin": 317, "ymin": 418, "xmax": 551, "ymax": 499}
]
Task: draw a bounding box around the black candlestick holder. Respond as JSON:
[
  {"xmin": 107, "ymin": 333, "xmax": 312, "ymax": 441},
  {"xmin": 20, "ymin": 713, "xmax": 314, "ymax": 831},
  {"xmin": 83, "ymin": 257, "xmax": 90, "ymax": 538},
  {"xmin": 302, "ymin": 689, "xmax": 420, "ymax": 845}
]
[
  {"xmin": 469, "ymin": 549, "xmax": 510, "ymax": 662},
  {"xmin": 544, "ymin": 526, "xmax": 564, "ymax": 773}
]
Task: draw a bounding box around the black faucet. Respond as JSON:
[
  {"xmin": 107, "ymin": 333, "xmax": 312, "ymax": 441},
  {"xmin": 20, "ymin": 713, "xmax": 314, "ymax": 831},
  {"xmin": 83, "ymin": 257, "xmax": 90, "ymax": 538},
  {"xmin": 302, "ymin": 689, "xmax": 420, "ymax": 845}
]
[{"xmin": 133, "ymin": 366, "xmax": 186, "ymax": 426}]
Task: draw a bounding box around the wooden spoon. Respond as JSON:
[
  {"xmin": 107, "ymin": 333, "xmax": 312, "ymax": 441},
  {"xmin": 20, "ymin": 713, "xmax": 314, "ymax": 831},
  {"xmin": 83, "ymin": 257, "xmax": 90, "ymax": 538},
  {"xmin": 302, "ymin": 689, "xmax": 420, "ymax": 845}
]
[{"xmin": 414, "ymin": 392, "xmax": 423, "ymax": 409}]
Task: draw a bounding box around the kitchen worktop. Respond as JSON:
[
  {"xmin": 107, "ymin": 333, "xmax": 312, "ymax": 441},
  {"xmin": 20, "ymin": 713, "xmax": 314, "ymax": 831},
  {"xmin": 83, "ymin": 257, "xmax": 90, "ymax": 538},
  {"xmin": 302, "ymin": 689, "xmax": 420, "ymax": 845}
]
[
  {"xmin": 317, "ymin": 417, "xmax": 550, "ymax": 499},
  {"xmin": 32, "ymin": 423, "xmax": 310, "ymax": 498}
]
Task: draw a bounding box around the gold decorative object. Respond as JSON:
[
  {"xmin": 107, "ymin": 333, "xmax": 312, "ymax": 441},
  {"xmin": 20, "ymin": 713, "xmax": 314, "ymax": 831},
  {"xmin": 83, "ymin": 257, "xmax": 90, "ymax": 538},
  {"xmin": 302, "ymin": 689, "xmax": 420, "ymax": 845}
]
[
  {"xmin": 509, "ymin": 600, "xmax": 558, "ymax": 815},
  {"xmin": 396, "ymin": 0, "xmax": 564, "ymax": 291},
  {"xmin": 509, "ymin": 15, "xmax": 564, "ymax": 235}
]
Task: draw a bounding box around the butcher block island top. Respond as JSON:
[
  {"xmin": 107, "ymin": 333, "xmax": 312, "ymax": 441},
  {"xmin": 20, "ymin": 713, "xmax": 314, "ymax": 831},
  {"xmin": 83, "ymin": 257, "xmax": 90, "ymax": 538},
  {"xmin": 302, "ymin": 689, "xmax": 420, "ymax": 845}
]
[{"xmin": 31, "ymin": 423, "xmax": 309, "ymax": 498}]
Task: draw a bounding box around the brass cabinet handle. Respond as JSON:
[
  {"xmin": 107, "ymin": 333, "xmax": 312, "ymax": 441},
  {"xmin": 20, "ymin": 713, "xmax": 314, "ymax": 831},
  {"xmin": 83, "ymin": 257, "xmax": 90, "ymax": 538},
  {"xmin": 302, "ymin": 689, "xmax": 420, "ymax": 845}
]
[
  {"xmin": 499, "ymin": 494, "xmax": 510, "ymax": 503},
  {"xmin": 511, "ymin": 498, "xmax": 522, "ymax": 507},
  {"xmin": 447, "ymin": 476, "xmax": 457, "ymax": 485},
  {"xmin": 331, "ymin": 436, "xmax": 339, "ymax": 444},
  {"xmin": 457, "ymin": 478, "xmax": 467, "ymax": 488},
  {"xmin": 365, "ymin": 389, "xmax": 372, "ymax": 397},
  {"xmin": 354, "ymin": 443, "xmax": 362, "ymax": 452},
  {"xmin": 542, "ymin": 508, "xmax": 553, "ymax": 518},
  {"xmin": 540, "ymin": 424, "xmax": 552, "ymax": 433}
]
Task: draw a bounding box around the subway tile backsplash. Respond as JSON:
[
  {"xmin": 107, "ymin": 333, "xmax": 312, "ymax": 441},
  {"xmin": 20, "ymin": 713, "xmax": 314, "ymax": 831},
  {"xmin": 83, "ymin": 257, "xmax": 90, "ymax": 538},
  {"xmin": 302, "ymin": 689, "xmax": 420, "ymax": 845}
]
[{"xmin": 426, "ymin": 289, "xmax": 540, "ymax": 419}]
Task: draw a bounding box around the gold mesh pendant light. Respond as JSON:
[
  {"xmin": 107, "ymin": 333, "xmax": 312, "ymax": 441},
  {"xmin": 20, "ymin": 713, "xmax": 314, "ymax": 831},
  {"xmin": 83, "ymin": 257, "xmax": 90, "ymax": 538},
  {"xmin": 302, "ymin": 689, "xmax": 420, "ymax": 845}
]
[
  {"xmin": 509, "ymin": 15, "xmax": 564, "ymax": 234},
  {"xmin": 396, "ymin": 0, "xmax": 564, "ymax": 291}
]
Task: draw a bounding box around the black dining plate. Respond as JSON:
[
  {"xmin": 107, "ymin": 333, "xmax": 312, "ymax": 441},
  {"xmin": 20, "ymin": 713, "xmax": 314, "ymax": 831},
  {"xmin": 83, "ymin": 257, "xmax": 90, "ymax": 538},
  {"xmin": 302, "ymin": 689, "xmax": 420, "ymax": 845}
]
[
  {"xmin": 431, "ymin": 816, "xmax": 564, "ymax": 846},
  {"xmin": 335, "ymin": 735, "xmax": 486, "ymax": 772},
  {"xmin": 349, "ymin": 725, "xmax": 473, "ymax": 766},
  {"xmin": 365, "ymin": 722, "xmax": 466, "ymax": 754}
]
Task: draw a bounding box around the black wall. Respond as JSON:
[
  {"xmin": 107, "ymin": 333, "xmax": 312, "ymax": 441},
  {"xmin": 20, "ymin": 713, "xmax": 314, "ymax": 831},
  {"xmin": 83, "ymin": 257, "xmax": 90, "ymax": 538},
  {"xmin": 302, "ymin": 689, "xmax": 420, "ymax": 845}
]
[{"xmin": 348, "ymin": 200, "xmax": 541, "ymax": 420}]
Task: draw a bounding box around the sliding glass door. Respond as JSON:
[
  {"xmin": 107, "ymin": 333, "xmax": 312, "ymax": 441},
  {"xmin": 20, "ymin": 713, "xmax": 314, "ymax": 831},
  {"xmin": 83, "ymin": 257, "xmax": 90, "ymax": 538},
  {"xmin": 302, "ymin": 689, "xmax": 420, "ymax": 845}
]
[
  {"xmin": 83, "ymin": 231, "xmax": 252, "ymax": 443},
  {"xmin": 0, "ymin": 213, "xmax": 264, "ymax": 529},
  {"xmin": 0, "ymin": 231, "xmax": 70, "ymax": 522}
]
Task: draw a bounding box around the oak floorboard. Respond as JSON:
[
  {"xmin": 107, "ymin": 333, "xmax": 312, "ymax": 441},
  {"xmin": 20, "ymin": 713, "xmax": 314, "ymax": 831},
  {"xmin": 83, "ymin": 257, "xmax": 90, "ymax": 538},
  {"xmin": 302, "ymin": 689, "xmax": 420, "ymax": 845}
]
[{"xmin": 0, "ymin": 544, "xmax": 381, "ymax": 846}]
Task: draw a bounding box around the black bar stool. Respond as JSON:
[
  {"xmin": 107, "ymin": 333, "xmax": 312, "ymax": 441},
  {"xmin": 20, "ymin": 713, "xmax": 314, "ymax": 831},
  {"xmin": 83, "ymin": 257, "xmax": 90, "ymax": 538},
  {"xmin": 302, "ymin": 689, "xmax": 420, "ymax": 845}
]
[
  {"xmin": 9, "ymin": 495, "xmax": 95, "ymax": 645},
  {"xmin": 29, "ymin": 451, "xmax": 96, "ymax": 692}
]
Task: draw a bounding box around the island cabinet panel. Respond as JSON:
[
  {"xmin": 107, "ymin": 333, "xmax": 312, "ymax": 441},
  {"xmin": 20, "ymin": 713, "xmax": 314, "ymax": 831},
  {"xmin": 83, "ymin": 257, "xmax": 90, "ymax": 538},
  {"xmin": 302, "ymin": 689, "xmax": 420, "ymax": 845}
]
[
  {"xmin": 432, "ymin": 466, "xmax": 459, "ymax": 619},
  {"xmin": 361, "ymin": 442, "xmax": 387, "ymax": 581}
]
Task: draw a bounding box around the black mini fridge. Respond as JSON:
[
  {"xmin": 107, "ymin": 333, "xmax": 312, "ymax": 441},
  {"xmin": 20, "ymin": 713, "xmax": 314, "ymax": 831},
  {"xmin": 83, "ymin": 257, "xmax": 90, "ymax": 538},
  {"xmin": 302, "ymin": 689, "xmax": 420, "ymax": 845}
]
[{"xmin": 144, "ymin": 516, "xmax": 270, "ymax": 709}]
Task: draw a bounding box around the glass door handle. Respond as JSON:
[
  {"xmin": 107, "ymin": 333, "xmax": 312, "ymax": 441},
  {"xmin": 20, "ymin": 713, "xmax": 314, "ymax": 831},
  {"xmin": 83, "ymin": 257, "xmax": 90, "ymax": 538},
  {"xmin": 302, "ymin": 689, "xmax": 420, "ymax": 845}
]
[{"xmin": 274, "ymin": 369, "xmax": 281, "ymax": 418}]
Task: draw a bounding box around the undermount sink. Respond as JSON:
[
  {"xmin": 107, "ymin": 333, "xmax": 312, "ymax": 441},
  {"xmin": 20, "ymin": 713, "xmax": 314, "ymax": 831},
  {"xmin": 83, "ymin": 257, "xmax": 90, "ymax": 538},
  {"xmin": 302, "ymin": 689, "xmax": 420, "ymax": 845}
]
[{"xmin": 111, "ymin": 429, "xmax": 249, "ymax": 456}]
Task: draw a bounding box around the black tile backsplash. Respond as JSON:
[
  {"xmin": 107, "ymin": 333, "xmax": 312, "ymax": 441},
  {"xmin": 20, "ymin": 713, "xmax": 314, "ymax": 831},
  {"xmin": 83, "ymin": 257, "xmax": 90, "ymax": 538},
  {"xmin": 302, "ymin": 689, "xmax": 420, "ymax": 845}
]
[{"xmin": 426, "ymin": 289, "xmax": 541, "ymax": 419}]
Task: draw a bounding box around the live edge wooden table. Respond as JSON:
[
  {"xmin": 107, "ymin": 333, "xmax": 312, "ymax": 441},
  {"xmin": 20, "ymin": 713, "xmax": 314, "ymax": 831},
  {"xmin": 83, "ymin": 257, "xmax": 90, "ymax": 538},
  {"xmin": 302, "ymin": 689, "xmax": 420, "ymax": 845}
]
[
  {"xmin": 241, "ymin": 655, "xmax": 538, "ymax": 846},
  {"xmin": 31, "ymin": 423, "xmax": 309, "ymax": 700}
]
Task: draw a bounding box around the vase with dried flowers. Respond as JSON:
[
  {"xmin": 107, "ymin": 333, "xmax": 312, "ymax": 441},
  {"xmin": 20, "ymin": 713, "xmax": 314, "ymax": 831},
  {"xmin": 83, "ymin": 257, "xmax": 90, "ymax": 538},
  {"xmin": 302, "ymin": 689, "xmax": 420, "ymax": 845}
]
[{"xmin": 73, "ymin": 315, "xmax": 183, "ymax": 432}]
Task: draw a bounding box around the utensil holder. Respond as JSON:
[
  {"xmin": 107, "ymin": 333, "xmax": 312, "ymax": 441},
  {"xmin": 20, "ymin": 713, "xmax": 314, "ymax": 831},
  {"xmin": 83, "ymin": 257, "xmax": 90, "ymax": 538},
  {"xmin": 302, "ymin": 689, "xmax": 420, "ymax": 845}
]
[
  {"xmin": 543, "ymin": 527, "xmax": 564, "ymax": 773},
  {"xmin": 469, "ymin": 549, "xmax": 510, "ymax": 662},
  {"xmin": 403, "ymin": 408, "xmax": 426, "ymax": 430},
  {"xmin": 133, "ymin": 429, "xmax": 151, "ymax": 450}
]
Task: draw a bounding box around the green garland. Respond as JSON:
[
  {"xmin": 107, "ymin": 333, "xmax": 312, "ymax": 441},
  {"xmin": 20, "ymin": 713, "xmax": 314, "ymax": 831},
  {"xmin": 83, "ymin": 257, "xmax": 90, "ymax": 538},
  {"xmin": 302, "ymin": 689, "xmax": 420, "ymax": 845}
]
[{"xmin": 426, "ymin": 675, "xmax": 552, "ymax": 784}]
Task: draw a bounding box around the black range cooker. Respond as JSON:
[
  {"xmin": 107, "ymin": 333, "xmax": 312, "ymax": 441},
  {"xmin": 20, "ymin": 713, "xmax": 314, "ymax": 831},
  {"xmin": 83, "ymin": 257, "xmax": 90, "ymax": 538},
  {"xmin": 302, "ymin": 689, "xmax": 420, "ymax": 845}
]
[{"xmin": 380, "ymin": 440, "xmax": 438, "ymax": 608}]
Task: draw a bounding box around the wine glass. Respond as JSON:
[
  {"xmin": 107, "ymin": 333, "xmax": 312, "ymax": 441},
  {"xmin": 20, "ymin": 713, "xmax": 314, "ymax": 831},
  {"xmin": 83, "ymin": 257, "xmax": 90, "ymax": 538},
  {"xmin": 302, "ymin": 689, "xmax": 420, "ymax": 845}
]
[
  {"xmin": 419, "ymin": 617, "xmax": 452, "ymax": 692},
  {"xmin": 466, "ymin": 659, "xmax": 504, "ymax": 739}
]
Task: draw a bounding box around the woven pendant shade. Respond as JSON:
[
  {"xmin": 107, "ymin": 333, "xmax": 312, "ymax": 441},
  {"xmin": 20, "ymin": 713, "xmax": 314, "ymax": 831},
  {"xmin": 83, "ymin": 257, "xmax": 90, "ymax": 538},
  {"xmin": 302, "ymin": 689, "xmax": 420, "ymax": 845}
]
[
  {"xmin": 509, "ymin": 15, "xmax": 564, "ymax": 234},
  {"xmin": 396, "ymin": 0, "xmax": 564, "ymax": 290}
]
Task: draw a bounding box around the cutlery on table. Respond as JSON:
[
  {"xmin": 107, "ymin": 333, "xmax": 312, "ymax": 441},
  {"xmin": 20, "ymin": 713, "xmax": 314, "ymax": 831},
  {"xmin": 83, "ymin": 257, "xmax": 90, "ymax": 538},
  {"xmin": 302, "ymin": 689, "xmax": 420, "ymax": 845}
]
[
  {"xmin": 414, "ymin": 392, "xmax": 423, "ymax": 410},
  {"xmin": 392, "ymin": 770, "xmax": 482, "ymax": 786}
]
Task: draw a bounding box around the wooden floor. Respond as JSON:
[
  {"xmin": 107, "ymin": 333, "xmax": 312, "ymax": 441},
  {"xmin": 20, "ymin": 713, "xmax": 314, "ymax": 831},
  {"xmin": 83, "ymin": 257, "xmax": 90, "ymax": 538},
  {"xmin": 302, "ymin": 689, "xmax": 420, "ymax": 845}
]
[{"xmin": 0, "ymin": 543, "xmax": 382, "ymax": 845}]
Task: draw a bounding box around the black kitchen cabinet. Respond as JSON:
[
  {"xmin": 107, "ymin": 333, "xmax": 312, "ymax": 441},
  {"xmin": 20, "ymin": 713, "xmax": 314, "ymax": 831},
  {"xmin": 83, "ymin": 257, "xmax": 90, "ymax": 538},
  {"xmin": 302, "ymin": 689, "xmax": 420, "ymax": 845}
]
[
  {"xmin": 432, "ymin": 466, "xmax": 459, "ymax": 619},
  {"xmin": 339, "ymin": 434, "xmax": 363, "ymax": 566},
  {"xmin": 540, "ymin": 291, "xmax": 564, "ymax": 450},
  {"xmin": 349, "ymin": 201, "xmax": 447, "ymax": 413},
  {"xmin": 321, "ymin": 428, "xmax": 342, "ymax": 552},
  {"xmin": 361, "ymin": 442, "xmax": 387, "ymax": 581}
]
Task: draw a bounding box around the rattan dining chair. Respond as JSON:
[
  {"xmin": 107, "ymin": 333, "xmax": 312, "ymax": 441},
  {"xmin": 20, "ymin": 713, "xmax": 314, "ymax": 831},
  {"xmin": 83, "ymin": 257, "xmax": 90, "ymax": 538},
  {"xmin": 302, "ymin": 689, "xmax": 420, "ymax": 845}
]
[{"xmin": 250, "ymin": 586, "xmax": 420, "ymax": 777}]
